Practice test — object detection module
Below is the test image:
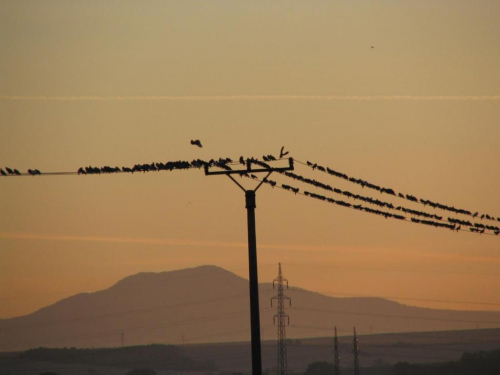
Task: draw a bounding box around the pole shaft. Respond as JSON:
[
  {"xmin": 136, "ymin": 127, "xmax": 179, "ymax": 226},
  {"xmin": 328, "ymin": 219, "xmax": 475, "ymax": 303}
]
[{"xmin": 246, "ymin": 190, "xmax": 262, "ymax": 375}]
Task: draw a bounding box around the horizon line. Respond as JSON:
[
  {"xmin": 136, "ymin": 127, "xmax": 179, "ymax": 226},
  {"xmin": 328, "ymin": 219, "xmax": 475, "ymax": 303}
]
[{"xmin": 1, "ymin": 95, "xmax": 500, "ymax": 102}]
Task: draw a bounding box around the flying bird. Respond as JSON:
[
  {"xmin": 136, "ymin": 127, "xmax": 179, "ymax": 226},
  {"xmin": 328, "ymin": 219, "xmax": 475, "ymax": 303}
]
[
  {"xmin": 190, "ymin": 140, "xmax": 202, "ymax": 148},
  {"xmin": 279, "ymin": 146, "xmax": 289, "ymax": 158}
]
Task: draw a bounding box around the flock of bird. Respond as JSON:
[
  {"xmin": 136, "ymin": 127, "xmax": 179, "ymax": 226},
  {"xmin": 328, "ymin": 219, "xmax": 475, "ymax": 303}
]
[
  {"xmin": 2, "ymin": 147, "xmax": 499, "ymax": 236},
  {"xmin": 77, "ymin": 160, "xmax": 196, "ymax": 175},
  {"xmin": 281, "ymin": 170, "xmax": 450, "ymax": 223},
  {"xmin": 303, "ymin": 190, "xmax": 407, "ymax": 221},
  {"xmin": 256, "ymin": 173, "xmax": 499, "ymax": 235},
  {"xmin": 282, "ymin": 168, "xmax": 500, "ymax": 234},
  {"xmin": 1, "ymin": 167, "xmax": 40, "ymax": 176},
  {"xmin": 304, "ymin": 159, "xmax": 500, "ymax": 223}
]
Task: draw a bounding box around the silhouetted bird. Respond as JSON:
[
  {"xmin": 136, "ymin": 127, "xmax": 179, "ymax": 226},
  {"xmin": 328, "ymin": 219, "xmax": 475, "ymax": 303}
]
[
  {"xmin": 250, "ymin": 174, "xmax": 257, "ymax": 179},
  {"xmin": 480, "ymin": 214, "xmax": 485, "ymax": 220},
  {"xmin": 6, "ymin": 167, "xmax": 14, "ymax": 174},
  {"xmin": 456, "ymin": 225, "xmax": 461, "ymax": 232},
  {"xmin": 279, "ymin": 146, "xmax": 289, "ymax": 158},
  {"xmin": 239, "ymin": 156, "xmax": 245, "ymax": 165},
  {"xmin": 13, "ymin": 169, "xmax": 20, "ymax": 175},
  {"xmin": 472, "ymin": 212, "xmax": 478, "ymax": 218},
  {"xmin": 191, "ymin": 140, "xmax": 202, "ymax": 148},
  {"xmin": 0, "ymin": 169, "xmax": 6, "ymax": 176}
]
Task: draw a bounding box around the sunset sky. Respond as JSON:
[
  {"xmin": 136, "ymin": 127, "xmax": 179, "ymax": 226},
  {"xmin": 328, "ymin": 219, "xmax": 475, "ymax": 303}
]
[{"xmin": 1, "ymin": 1, "xmax": 500, "ymax": 320}]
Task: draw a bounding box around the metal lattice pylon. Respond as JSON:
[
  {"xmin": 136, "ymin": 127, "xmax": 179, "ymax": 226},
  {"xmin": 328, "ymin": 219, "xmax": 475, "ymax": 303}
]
[
  {"xmin": 353, "ymin": 327, "xmax": 360, "ymax": 375},
  {"xmin": 271, "ymin": 263, "xmax": 291, "ymax": 375},
  {"xmin": 334, "ymin": 326, "xmax": 340, "ymax": 375}
]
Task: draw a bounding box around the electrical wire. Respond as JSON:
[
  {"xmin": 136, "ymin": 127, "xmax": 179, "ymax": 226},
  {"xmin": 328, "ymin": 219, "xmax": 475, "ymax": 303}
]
[
  {"xmin": 288, "ymin": 287, "xmax": 500, "ymax": 308},
  {"xmin": 290, "ymin": 306, "xmax": 500, "ymax": 326},
  {"xmin": 277, "ymin": 167, "xmax": 499, "ymax": 234},
  {"xmin": 1, "ymin": 307, "xmax": 272, "ymax": 350},
  {"xmin": 295, "ymin": 158, "xmax": 500, "ymax": 223},
  {"xmin": 255, "ymin": 174, "xmax": 499, "ymax": 236}
]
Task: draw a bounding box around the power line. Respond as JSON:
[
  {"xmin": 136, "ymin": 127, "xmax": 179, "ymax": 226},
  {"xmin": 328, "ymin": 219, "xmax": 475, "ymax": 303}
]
[
  {"xmin": 257, "ymin": 174, "xmax": 499, "ymax": 236},
  {"xmin": 1, "ymin": 307, "xmax": 273, "ymax": 350},
  {"xmin": 282, "ymin": 262, "xmax": 500, "ymax": 277},
  {"xmin": 288, "ymin": 287, "xmax": 500, "ymax": 308},
  {"xmin": 294, "ymin": 158, "xmax": 500, "ymax": 224},
  {"xmin": 290, "ymin": 307, "xmax": 500, "ymax": 326},
  {"xmin": 0, "ymin": 264, "xmax": 278, "ymax": 302},
  {"xmin": 276, "ymin": 167, "xmax": 499, "ymax": 234},
  {"xmin": 0, "ymin": 292, "xmax": 258, "ymax": 331}
]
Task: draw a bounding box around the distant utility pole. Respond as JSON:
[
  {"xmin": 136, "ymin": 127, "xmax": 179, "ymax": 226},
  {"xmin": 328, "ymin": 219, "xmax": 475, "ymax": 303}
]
[
  {"xmin": 334, "ymin": 326, "xmax": 340, "ymax": 375},
  {"xmin": 271, "ymin": 263, "xmax": 291, "ymax": 375},
  {"xmin": 353, "ymin": 327, "xmax": 360, "ymax": 375},
  {"xmin": 205, "ymin": 158, "xmax": 294, "ymax": 375}
]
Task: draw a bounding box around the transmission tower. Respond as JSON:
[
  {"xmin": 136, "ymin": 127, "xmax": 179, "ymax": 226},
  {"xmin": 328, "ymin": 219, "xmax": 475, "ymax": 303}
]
[
  {"xmin": 271, "ymin": 263, "xmax": 291, "ymax": 375},
  {"xmin": 353, "ymin": 327, "xmax": 359, "ymax": 375},
  {"xmin": 333, "ymin": 326, "xmax": 340, "ymax": 375}
]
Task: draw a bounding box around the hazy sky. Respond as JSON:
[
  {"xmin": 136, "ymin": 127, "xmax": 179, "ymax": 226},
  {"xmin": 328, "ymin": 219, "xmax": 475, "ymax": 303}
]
[{"xmin": 1, "ymin": 1, "xmax": 500, "ymax": 320}]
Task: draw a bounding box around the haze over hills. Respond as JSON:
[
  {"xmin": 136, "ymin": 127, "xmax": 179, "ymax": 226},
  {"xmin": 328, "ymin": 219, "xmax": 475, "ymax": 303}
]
[{"xmin": 1, "ymin": 265, "xmax": 500, "ymax": 351}]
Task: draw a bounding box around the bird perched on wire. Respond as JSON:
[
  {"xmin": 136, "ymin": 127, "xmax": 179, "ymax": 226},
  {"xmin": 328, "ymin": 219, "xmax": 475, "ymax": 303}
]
[
  {"xmin": 191, "ymin": 140, "xmax": 203, "ymax": 148},
  {"xmin": 6, "ymin": 167, "xmax": 14, "ymax": 174},
  {"xmin": 0, "ymin": 169, "xmax": 6, "ymax": 176},
  {"xmin": 279, "ymin": 146, "xmax": 289, "ymax": 158}
]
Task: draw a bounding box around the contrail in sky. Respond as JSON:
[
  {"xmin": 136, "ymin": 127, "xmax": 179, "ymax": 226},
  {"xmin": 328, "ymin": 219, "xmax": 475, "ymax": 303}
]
[
  {"xmin": 0, "ymin": 232, "xmax": 367, "ymax": 254},
  {"xmin": 2, "ymin": 232, "xmax": 499, "ymax": 263},
  {"xmin": 1, "ymin": 95, "xmax": 500, "ymax": 101}
]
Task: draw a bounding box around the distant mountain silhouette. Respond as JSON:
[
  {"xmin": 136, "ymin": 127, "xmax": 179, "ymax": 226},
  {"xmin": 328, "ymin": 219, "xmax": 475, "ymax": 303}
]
[{"xmin": 1, "ymin": 265, "xmax": 499, "ymax": 351}]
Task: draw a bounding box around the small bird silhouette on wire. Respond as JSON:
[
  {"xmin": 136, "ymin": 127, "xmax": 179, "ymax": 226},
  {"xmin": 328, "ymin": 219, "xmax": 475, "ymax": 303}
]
[
  {"xmin": 279, "ymin": 146, "xmax": 289, "ymax": 158},
  {"xmin": 190, "ymin": 140, "xmax": 203, "ymax": 148},
  {"xmin": 0, "ymin": 169, "xmax": 6, "ymax": 176}
]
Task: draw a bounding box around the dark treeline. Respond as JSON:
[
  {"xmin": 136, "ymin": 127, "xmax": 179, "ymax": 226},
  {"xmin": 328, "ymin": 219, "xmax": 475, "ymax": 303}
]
[
  {"xmin": 304, "ymin": 348, "xmax": 500, "ymax": 375},
  {"xmin": 21, "ymin": 345, "xmax": 216, "ymax": 371}
]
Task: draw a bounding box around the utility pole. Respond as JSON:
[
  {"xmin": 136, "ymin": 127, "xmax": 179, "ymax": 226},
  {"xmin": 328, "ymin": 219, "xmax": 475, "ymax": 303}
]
[
  {"xmin": 205, "ymin": 158, "xmax": 294, "ymax": 375},
  {"xmin": 334, "ymin": 326, "xmax": 340, "ymax": 375},
  {"xmin": 353, "ymin": 327, "xmax": 359, "ymax": 375},
  {"xmin": 272, "ymin": 263, "xmax": 291, "ymax": 375}
]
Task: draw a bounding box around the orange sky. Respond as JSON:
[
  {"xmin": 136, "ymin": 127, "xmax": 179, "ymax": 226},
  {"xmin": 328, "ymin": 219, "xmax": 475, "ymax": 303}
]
[{"xmin": 1, "ymin": 1, "xmax": 500, "ymax": 320}]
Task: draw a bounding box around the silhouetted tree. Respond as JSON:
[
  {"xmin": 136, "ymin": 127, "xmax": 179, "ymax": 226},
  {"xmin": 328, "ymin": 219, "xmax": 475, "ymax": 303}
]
[
  {"xmin": 126, "ymin": 369, "xmax": 156, "ymax": 375},
  {"xmin": 304, "ymin": 361, "xmax": 335, "ymax": 375}
]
